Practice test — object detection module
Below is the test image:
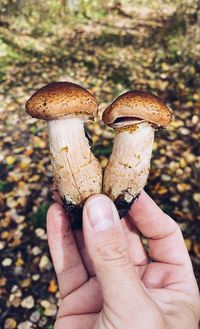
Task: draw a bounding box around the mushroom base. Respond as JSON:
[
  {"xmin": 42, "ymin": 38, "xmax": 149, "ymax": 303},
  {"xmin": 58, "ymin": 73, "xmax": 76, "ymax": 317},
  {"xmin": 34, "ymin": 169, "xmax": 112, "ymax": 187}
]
[
  {"xmin": 62, "ymin": 197, "xmax": 83, "ymax": 230},
  {"xmin": 114, "ymin": 193, "xmax": 140, "ymax": 218},
  {"xmin": 62, "ymin": 193, "xmax": 137, "ymax": 229}
]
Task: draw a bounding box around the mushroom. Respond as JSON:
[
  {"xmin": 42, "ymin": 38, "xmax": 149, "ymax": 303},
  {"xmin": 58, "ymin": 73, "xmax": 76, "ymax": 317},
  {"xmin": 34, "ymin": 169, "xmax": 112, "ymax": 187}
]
[
  {"xmin": 102, "ymin": 90, "xmax": 172, "ymax": 218},
  {"xmin": 26, "ymin": 82, "xmax": 102, "ymax": 228}
]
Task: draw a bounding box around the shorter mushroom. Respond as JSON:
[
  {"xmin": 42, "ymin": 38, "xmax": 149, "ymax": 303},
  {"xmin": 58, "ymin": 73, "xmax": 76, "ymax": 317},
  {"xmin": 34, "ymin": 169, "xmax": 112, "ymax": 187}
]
[
  {"xmin": 26, "ymin": 82, "xmax": 102, "ymax": 228},
  {"xmin": 102, "ymin": 90, "xmax": 172, "ymax": 218}
]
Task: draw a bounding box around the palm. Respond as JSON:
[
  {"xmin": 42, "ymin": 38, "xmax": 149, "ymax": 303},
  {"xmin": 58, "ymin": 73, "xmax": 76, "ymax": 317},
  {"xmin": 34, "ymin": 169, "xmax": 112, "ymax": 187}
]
[{"xmin": 47, "ymin": 192, "xmax": 198, "ymax": 329}]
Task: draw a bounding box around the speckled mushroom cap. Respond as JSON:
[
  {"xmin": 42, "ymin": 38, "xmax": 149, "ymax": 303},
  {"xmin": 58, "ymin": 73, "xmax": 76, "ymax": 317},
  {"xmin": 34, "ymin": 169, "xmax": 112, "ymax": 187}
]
[
  {"xmin": 26, "ymin": 82, "xmax": 98, "ymax": 120},
  {"xmin": 103, "ymin": 90, "xmax": 172, "ymax": 127}
]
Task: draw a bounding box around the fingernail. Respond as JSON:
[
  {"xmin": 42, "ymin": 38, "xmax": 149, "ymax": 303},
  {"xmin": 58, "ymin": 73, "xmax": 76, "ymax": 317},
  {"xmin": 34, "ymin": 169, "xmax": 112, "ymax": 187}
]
[{"xmin": 86, "ymin": 196, "xmax": 115, "ymax": 231}]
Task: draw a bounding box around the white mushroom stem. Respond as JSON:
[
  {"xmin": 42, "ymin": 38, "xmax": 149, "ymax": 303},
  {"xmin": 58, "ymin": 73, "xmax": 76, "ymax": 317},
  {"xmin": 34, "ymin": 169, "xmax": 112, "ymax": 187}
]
[
  {"xmin": 103, "ymin": 122, "xmax": 154, "ymax": 203},
  {"xmin": 47, "ymin": 117, "xmax": 102, "ymax": 205}
]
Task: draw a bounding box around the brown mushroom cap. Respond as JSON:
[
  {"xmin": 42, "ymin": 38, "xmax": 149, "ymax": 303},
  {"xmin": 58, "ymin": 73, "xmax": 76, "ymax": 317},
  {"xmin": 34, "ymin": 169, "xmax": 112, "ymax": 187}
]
[
  {"xmin": 103, "ymin": 90, "xmax": 172, "ymax": 127},
  {"xmin": 26, "ymin": 82, "xmax": 98, "ymax": 120}
]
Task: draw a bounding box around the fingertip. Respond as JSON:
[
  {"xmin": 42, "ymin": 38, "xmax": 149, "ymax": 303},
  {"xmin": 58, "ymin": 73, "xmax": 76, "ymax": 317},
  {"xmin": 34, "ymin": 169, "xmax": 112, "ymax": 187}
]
[
  {"xmin": 84, "ymin": 193, "xmax": 113, "ymax": 208},
  {"xmin": 46, "ymin": 203, "xmax": 87, "ymax": 287},
  {"xmin": 132, "ymin": 190, "xmax": 149, "ymax": 205},
  {"xmin": 47, "ymin": 202, "xmax": 64, "ymax": 222},
  {"xmin": 83, "ymin": 194, "xmax": 119, "ymax": 227},
  {"xmin": 130, "ymin": 190, "xmax": 159, "ymax": 215},
  {"xmin": 83, "ymin": 194, "xmax": 114, "ymax": 223},
  {"xmin": 47, "ymin": 202, "xmax": 70, "ymax": 236},
  {"xmin": 82, "ymin": 194, "xmax": 122, "ymax": 238}
]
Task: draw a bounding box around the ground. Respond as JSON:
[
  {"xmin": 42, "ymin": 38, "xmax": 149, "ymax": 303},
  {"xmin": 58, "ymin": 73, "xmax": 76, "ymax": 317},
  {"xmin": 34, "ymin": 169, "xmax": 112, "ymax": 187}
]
[{"xmin": 0, "ymin": 1, "xmax": 200, "ymax": 328}]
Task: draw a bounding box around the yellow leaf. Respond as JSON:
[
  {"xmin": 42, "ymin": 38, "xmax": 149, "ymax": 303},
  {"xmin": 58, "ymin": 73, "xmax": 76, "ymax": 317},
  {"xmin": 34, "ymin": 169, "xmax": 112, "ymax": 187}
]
[
  {"xmin": 34, "ymin": 136, "xmax": 46, "ymax": 149},
  {"xmin": 6, "ymin": 156, "xmax": 16, "ymax": 166},
  {"xmin": 0, "ymin": 277, "xmax": 7, "ymax": 286},
  {"xmin": 171, "ymin": 120, "xmax": 183, "ymax": 129},
  {"xmin": 19, "ymin": 157, "xmax": 31, "ymax": 169},
  {"xmin": 178, "ymin": 82, "xmax": 185, "ymax": 90},
  {"xmin": 14, "ymin": 147, "xmax": 25, "ymax": 154},
  {"xmin": 183, "ymin": 153, "xmax": 195, "ymax": 163},
  {"xmin": 8, "ymin": 172, "xmax": 22, "ymax": 182},
  {"xmin": 193, "ymin": 93, "xmax": 199, "ymax": 100},
  {"xmin": 18, "ymin": 181, "xmax": 26, "ymax": 188},
  {"xmin": 15, "ymin": 257, "xmax": 24, "ymax": 266},
  {"xmin": 21, "ymin": 278, "xmax": 31, "ymax": 288},
  {"xmin": 100, "ymin": 158, "xmax": 108, "ymax": 169},
  {"xmin": 24, "ymin": 148, "xmax": 33, "ymax": 156},
  {"xmin": 103, "ymin": 140, "xmax": 109, "ymax": 146},
  {"xmin": 177, "ymin": 183, "xmax": 190, "ymax": 192},
  {"xmin": 48, "ymin": 279, "xmax": 57, "ymax": 293},
  {"xmin": 1, "ymin": 231, "xmax": 9, "ymax": 239},
  {"xmin": 184, "ymin": 239, "xmax": 192, "ymax": 251},
  {"xmin": 92, "ymin": 135, "xmax": 99, "ymax": 143},
  {"xmin": 193, "ymin": 193, "xmax": 200, "ymax": 206},
  {"xmin": 186, "ymin": 101, "xmax": 193, "ymax": 107},
  {"xmin": 161, "ymin": 62, "xmax": 169, "ymax": 71},
  {"xmin": 153, "ymin": 141, "xmax": 158, "ymax": 151},
  {"xmin": 157, "ymin": 187, "xmax": 168, "ymax": 195},
  {"xmin": 179, "ymin": 158, "xmax": 186, "ymax": 168},
  {"xmin": 29, "ymin": 175, "xmax": 40, "ymax": 182}
]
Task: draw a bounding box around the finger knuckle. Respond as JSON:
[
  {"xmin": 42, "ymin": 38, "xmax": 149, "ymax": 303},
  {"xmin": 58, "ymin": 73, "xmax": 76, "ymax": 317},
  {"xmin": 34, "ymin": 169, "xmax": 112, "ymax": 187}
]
[
  {"xmin": 165, "ymin": 214, "xmax": 181, "ymax": 234},
  {"xmin": 96, "ymin": 235, "xmax": 129, "ymax": 266},
  {"xmin": 171, "ymin": 219, "xmax": 182, "ymax": 234}
]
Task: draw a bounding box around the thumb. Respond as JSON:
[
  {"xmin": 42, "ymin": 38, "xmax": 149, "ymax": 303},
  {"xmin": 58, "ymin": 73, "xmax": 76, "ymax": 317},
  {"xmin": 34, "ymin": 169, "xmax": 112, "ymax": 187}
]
[{"xmin": 83, "ymin": 194, "xmax": 144, "ymax": 307}]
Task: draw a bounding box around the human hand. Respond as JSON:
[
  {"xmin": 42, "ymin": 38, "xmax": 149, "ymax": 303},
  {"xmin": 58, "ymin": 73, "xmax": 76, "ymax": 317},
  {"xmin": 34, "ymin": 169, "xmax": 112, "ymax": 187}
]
[{"xmin": 47, "ymin": 191, "xmax": 200, "ymax": 329}]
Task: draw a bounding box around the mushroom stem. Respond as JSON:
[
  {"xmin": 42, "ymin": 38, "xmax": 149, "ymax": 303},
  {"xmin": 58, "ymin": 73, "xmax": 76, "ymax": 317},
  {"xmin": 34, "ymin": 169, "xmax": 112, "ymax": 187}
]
[
  {"xmin": 48, "ymin": 117, "xmax": 102, "ymax": 222},
  {"xmin": 103, "ymin": 122, "xmax": 154, "ymax": 217}
]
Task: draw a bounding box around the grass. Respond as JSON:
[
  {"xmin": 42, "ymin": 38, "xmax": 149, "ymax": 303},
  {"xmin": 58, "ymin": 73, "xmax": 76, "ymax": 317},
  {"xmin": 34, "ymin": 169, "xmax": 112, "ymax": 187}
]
[{"xmin": 28, "ymin": 203, "xmax": 51, "ymax": 228}]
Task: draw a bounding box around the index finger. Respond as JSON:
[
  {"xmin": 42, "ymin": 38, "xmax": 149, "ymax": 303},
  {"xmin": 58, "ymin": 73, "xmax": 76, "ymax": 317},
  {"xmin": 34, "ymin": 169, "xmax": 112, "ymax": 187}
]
[
  {"xmin": 47, "ymin": 203, "xmax": 88, "ymax": 298},
  {"xmin": 128, "ymin": 191, "xmax": 192, "ymax": 269}
]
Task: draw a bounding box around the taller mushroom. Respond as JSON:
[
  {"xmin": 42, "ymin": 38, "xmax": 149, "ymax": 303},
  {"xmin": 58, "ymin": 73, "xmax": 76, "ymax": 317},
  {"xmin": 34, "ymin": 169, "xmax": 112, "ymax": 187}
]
[
  {"xmin": 102, "ymin": 90, "xmax": 172, "ymax": 218},
  {"xmin": 26, "ymin": 82, "xmax": 102, "ymax": 228}
]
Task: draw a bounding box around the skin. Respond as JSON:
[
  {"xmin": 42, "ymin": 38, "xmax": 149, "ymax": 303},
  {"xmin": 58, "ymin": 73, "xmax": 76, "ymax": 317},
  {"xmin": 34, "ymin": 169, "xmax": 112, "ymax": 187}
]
[{"xmin": 47, "ymin": 191, "xmax": 200, "ymax": 329}]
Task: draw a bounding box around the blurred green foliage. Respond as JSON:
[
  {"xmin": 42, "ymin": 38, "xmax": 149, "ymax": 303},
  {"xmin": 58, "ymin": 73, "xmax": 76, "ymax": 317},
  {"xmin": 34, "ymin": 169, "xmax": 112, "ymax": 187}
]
[
  {"xmin": 0, "ymin": 0, "xmax": 107, "ymax": 33},
  {"xmin": 0, "ymin": 0, "xmax": 199, "ymax": 72},
  {"xmin": 29, "ymin": 203, "xmax": 51, "ymax": 228},
  {"xmin": 0, "ymin": 179, "xmax": 6, "ymax": 192},
  {"xmin": 0, "ymin": 0, "xmax": 199, "ymax": 33}
]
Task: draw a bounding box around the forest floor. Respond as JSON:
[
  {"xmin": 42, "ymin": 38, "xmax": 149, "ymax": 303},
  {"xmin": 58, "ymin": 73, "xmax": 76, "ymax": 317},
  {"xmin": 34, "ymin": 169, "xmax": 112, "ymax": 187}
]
[{"xmin": 0, "ymin": 3, "xmax": 200, "ymax": 328}]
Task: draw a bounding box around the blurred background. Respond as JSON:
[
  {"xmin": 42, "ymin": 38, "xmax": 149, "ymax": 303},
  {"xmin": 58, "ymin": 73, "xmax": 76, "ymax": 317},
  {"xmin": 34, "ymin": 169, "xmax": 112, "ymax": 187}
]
[{"xmin": 0, "ymin": 0, "xmax": 199, "ymax": 328}]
